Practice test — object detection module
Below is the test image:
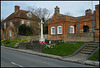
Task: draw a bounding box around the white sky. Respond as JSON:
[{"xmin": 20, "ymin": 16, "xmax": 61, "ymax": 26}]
[{"xmin": 1, "ymin": 1, "xmax": 99, "ymax": 19}]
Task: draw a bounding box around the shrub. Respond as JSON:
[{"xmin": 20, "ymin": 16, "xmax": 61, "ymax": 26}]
[{"xmin": 18, "ymin": 24, "xmax": 32, "ymax": 36}]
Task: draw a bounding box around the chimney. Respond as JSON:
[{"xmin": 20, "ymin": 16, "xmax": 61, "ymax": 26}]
[
  {"xmin": 15, "ymin": 5, "xmax": 20, "ymax": 12},
  {"xmin": 85, "ymin": 9, "xmax": 92, "ymax": 16},
  {"xmin": 55, "ymin": 6, "xmax": 60, "ymax": 15}
]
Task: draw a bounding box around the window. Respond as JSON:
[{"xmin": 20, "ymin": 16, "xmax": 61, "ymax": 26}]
[
  {"xmin": 58, "ymin": 26, "xmax": 62, "ymax": 34},
  {"xmin": 10, "ymin": 22, "xmax": 12, "ymax": 26},
  {"xmin": 70, "ymin": 26, "xmax": 74, "ymax": 33},
  {"xmin": 27, "ymin": 21, "xmax": 30, "ymax": 26},
  {"xmin": 27, "ymin": 12, "xmax": 32, "ymax": 18},
  {"xmin": 10, "ymin": 30, "xmax": 12, "ymax": 37},
  {"xmin": 83, "ymin": 25, "xmax": 89, "ymax": 32},
  {"xmin": 51, "ymin": 27, "xmax": 55, "ymax": 35},
  {"xmin": 38, "ymin": 22, "xmax": 40, "ymax": 27},
  {"xmin": 4, "ymin": 22, "xmax": 6, "ymax": 28},
  {"xmin": 21, "ymin": 20, "xmax": 24, "ymax": 24}
]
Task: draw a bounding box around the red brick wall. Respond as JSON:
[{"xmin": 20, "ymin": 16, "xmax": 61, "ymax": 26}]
[
  {"xmin": 48, "ymin": 22, "xmax": 64, "ymax": 40},
  {"xmin": 66, "ymin": 32, "xmax": 94, "ymax": 42},
  {"xmin": 48, "ymin": 6, "xmax": 96, "ymax": 41},
  {"xmin": 95, "ymin": 5, "xmax": 99, "ymax": 42},
  {"xmin": 1, "ymin": 29, "xmax": 4, "ymax": 39},
  {"xmin": 6, "ymin": 26, "xmax": 16, "ymax": 39}
]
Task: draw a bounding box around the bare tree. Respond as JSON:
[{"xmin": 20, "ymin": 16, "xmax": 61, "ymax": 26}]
[
  {"xmin": 27, "ymin": 6, "xmax": 52, "ymax": 34},
  {"xmin": 27, "ymin": 6, "xmax": 51, "ymax": 21}
]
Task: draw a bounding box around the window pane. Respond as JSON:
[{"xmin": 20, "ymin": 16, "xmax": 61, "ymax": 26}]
[
  {"xmin": 51, "ymin": 27, "xmax": 55, "ymax": 34},
  {"xmin": 4, "ymin": 23, "xmax": 6, "ymax": 28},
  {"xmin": 58, "ymin": 26, "xmax": 62, "ymax": 34},
  {"xmin": 27, "ymin": 21, "xmax": 30, "ymax": 26},
  {"xmin": 10, "ymin": 22, "xmax": 12, "ymax": 26},
  {"xmin": 21, "ymin": 20, "xmax": 24, "ymax": 24},
  {"xmin": 10, "ymin": 31, "xmax": 12, "ymax": 36},
  {"xmin": 70, "ymin": 26, "xmax": 74, "ymax": 33}
]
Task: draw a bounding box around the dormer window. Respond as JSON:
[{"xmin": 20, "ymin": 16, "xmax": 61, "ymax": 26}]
[{"xmin": 27, "ymin": 12, "xmax": 32, "ymax": 18}]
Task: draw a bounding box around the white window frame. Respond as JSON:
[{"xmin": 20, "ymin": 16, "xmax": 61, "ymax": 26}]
[
  {"xmin": 51, "ymin": 27, "xmax": 55, "ymax": 35},
  {"xmin": 70, "ymin": 26, "xmax": 74, "ymax": 33},
  {"xmin": 21, "ymin": 20, "xmax": 24, "ymax": 24},
  {"xmin": 27, "ymin": 21, "xmax": 30, "ymax": 26},
  {"xmin": 58, "ymin": 26, "xmax": 62, "ymax": 34},
  {"xmin": 4, "ymin": 22, "xmax": 6, "ymax": 28},
  {"xmin": 27, "ymin": 12, "xmax": 32, "ymax": 18},
  {"xmin": 10, "ymin": 30, "xmax": 12, "ymax": 37},
  {"xmin": 10, "ymin": 22, "xmax": 12, "ymax": 26}
]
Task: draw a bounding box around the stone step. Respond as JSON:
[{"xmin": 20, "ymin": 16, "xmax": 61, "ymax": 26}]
[
  {"xmin": 82, "ymin": 49, "xmax": 95, "ymax": 52},
  {"xmin": 81, "ymin": 50, "xmax": 93, "ymax": 52},
  {"xmin": 86, "ymin": 45, "xmax": 98, "ymax": 48},
  {"xmin": 84, "ymin": 47, "xmax": 97, "ymax": 49},
  {"xmin": 87, "ymin": 44, "xmax": 98, "ymax": 46},
  {"xmin": 80, "ymin": 51, "xmax": 92, "ymax": 54},
  {"xmin": 87, "ymin": 43, "xmax": 98, "ymax": 45}
]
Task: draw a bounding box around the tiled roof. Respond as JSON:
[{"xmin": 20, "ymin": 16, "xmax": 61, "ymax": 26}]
[{"xmin": 2, "ymin": 10, "xmax": 40, "ymax": 23}]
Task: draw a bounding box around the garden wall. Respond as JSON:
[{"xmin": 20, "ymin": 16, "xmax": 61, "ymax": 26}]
[
  {"xmin": 17, "ymin": 34, "xmax": 48, "ymax": 40},
  {"xmin": 66, "ymin": 32, "xmax": 94, "ymax": 42}
]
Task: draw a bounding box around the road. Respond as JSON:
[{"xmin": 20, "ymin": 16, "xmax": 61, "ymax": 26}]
[{"xmin": 1, "ymin": 47, "xmax": 93, "ymax": 67}]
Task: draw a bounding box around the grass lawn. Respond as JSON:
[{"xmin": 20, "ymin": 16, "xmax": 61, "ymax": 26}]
[
  {"xmin": 88, "ymin": 48, "xmax": 99, "ymax": 61},
  {"xmin": 42, "ymin": 42, "xmax": 84, "ymax": 56}
]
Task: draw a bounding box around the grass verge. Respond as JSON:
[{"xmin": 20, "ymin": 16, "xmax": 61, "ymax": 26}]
[
  {"xmin": 42, "ymin": 42, "xmax": 84, "ymax": 56},
  {"xmin": 88, "ymin": 48, "xmax": 99, "ymax": 61}
]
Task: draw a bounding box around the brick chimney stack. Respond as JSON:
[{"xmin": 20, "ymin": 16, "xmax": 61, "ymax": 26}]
[
  {"xmin": 85, "ymin": 9, "xmax": 92, "ymax": 16},
  {"xmin": 55, "ymin": 6, "xmax": 60, "ymax": 15},
  {"xmin": 15, "ymin": 5, "xmax": 20, "ymax": 12}
]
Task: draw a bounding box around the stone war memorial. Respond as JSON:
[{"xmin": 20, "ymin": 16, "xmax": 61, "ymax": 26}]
[{"xmin": 38, "ymin": 20, "xmax": 46, "ymax": 44}]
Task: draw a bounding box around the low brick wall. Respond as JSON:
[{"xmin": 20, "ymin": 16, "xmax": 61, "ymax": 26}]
[
  {"xmin": 18, "ymin": 40, "xmax": 62, "ymax": 52},
  {"xmin": 17, "ymin": 34, "xmax": 48, "ymax": 40},
  {"xmin": 18, "ymin": 41, "xmax": 46, "ymax": 52},
  {"xmin": 66, "ymin": 32, "xmax": 94, "ymax": 42}
]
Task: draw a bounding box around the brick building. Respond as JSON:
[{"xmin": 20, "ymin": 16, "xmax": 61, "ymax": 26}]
[
  {"xmin": 48, "ymin": 4, "xmax": 99, "ymax": 42},
  {"xmin": 95, "ymin": 5, "xmax": 99, "ymax": 42},
  {"xmin": 1, "ymin": 5, "xmax": 40, "ymax": 40}
]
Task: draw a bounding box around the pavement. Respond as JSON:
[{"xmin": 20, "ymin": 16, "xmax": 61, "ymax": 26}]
[{"xmin": 1, "ymin": 46, "xmax": 99, "ymax": 67}]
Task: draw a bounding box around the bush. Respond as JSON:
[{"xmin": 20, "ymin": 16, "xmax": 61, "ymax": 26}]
[
  {"xmin": 18, "ymin": 24, "xmax": 32, "ymax": 36},
  {"xmin": 1, "ymin": 39, "xmax": 35, "ymax": 48}
]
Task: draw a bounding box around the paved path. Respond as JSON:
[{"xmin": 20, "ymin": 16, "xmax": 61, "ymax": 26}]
[
  {"xmin": 1, "ymin": 47, "xmax": 93, "ymax": 67},
  {"xmin": 63, "ymin": 53, "xmax": 89, "ymax": 62}
]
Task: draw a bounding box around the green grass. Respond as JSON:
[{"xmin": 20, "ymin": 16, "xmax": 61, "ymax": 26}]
[
  {"xmin": 42, "ymin": 42, "xmax": 84, "ymax": 56},
  {"xmin": 88, "ymin": 48, "xmax": 99, "ymax": 61}
]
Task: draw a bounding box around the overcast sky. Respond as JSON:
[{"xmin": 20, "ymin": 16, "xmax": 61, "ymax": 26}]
[{"xmin": 1, "ymin": 1, "xmax": 99, "ymax": 20}]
